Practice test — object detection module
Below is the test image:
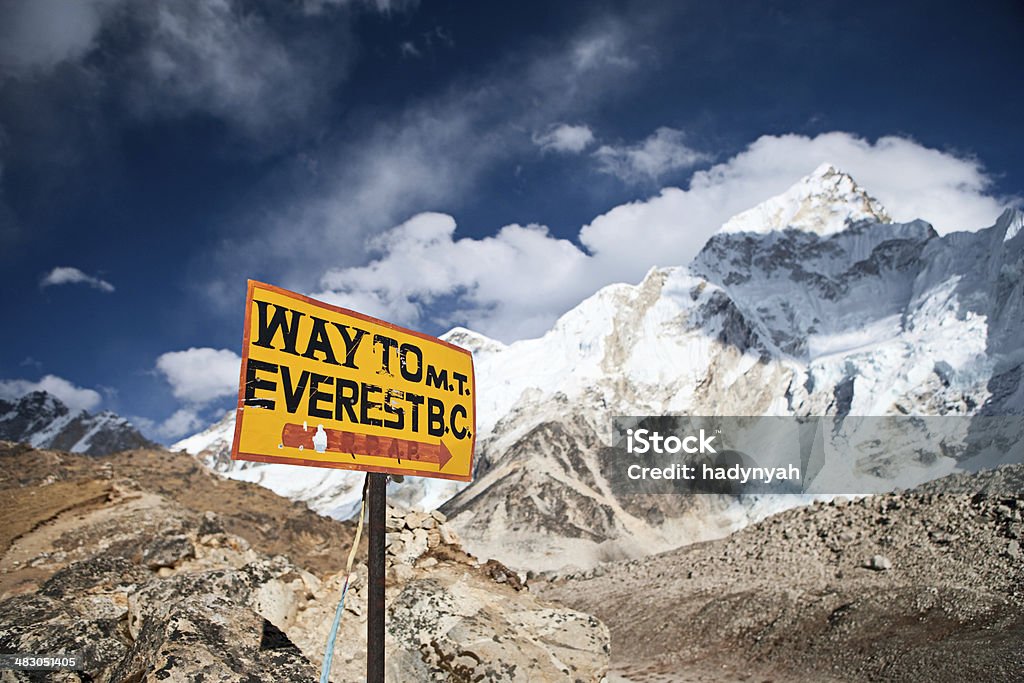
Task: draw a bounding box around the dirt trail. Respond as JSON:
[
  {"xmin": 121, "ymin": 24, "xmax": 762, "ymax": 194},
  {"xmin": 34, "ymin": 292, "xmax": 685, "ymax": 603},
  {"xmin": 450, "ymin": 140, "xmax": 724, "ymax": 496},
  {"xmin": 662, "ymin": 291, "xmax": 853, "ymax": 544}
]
[
  {"xmin": 0, "ymin": 442, "xmax": 358, "ymax": 578},
  {"xmin": 0, "ymin": 486, "xmax": 164, "ymax": 596}
]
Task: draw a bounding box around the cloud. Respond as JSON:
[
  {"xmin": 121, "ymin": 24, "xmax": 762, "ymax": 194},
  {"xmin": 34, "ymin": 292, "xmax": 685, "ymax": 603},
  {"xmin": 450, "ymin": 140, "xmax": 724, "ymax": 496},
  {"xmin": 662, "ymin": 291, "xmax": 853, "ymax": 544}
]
[
  {"xmin": 580, "ymin": 132, "xmax": 1012, "ymax": 279},
  {"xmin": 314, "ymin": 132, "xmax": 1012, "ymax": 342},
  {"xmin": 397, "ymin": 25, "xmax": 454, "ymax": 59},
  {"xmin": 155, "ymin": 408, "xmax": 205, "ymax": 440},
  {"xmin": 197, "ymin": 21, "xmax": 645, "ymax": 307},
  {"xmin": 155, "ymin": 347, "xmax": 241, "ymax": 405},
  {"xmin": 128, "ymin": 408, "xmax": 204, "ymax": 441},
  {"xmin": 122, "ymin": 0, "xmax": 347, "ymax": 137},
  {"xmin": 0, "ymin": 374, "xmax": 103, "ymax": 412},
  {"xmin": 316, "ymin": 212, "xmax": 591, "ymax": 340},
  {"xmin": 0, "ymin": 0, "xmax": 122, "ymax": 75},
  {"xmin": 533, "ymin": 124, "xmax": 595, "ymax": 154},
  {"xmin": 304, "ymin": 0, "xmax": 420, "ymax": 12},
  {"xmin": 571, "ymin": 32, "xmax": 636, "ymax": 71},
  {"xmin": 40, "ymin": 266, "xmax": 115, "ymax": 292},
  {"xmin": 594, "ymin": 127, "xmax": 708, "ymax": 183},
  {"xmin": 0, "ymin": 0, "xmax": 397, "ymax": 140}
]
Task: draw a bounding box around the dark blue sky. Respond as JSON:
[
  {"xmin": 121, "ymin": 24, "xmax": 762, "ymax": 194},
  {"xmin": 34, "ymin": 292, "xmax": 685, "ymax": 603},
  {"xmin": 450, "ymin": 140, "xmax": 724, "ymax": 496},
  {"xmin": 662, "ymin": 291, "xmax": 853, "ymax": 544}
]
[{"xmin": 1, "ymin": 0, "xmax": 1021, "ymax": 440}]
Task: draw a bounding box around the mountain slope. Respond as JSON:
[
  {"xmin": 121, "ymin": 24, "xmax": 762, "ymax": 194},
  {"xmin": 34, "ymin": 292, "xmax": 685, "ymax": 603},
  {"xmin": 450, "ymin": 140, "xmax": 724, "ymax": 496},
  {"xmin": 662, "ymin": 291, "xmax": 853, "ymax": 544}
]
[
  {"xmin": 176, "ymin": 165, "xmax": 1024, "ymax": 571},
  {"xmin": 173, "ymin": 411, "xmax": 464, "ymax": 519},
  {"xmin": 537, "ymin": 464, "xmax": 1024, "ymax": 682},
  {"xmin": 440, "ymin": 168, "xmax": 1024, "ymax": 570},
  {"xmin": 0, "ymin": 391, "xmax": 154, "ymax": 455}
]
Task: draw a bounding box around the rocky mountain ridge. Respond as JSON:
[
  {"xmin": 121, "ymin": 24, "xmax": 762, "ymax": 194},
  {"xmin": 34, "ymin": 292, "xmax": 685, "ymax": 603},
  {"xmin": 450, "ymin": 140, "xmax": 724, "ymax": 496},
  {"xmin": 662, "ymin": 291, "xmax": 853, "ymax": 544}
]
[
  {"xmin": 0, "ymin": 391, "xmax": 154, "ymax": 456},
  {"xmin": 175, "ymin": 165, "xmax": 1024, "ymax": 571},
  {"xmin": 0, "ymin": 442, "xmax": 609, "ymax": 682},
  {"xmin": 439, "ymin": 169, "xmax": 1023, "ymax": 569}
]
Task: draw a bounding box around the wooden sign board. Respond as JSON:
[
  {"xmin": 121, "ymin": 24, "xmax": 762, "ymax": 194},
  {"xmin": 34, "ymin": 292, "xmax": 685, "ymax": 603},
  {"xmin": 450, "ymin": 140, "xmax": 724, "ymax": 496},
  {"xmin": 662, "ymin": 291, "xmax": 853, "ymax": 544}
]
[{"xmin": 231, "ymin": 280, "xmax": 475, "ymax": 482}]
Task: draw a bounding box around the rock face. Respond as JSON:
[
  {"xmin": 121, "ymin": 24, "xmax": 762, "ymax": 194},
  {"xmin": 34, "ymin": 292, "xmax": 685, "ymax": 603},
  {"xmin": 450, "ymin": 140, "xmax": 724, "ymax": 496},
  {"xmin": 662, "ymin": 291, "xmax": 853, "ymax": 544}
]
[
  {"xmin": 0, "ymin": 443, "xmax": 610, "ymax": 682},
  {"xmin": 0, "ymin": 491, "xmax": 320, "ymax": 681},
  {"xmin": 537, "ymin": 464, "xmax": 1024, "ymax": 681},
  {"xmin": 288, "ymin": 505, "xmax": 609, "ymax": 683},
  {"xmin": 175, "ymin": 167, "xmax": 1024, "ymax": 573},
  {"xmin": 440, "ymin": 175, "xmax": 1024, "ymax": 570},
  {"xmin": 0, "ymin": 391, "xmax": 154, "ymax": 455}
]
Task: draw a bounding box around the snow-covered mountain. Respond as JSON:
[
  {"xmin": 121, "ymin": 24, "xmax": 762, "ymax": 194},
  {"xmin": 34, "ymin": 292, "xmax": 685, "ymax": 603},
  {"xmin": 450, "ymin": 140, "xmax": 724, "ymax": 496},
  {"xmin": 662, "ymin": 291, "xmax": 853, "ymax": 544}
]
[
  {"xmin": 173, "ymin": 410, "xmax": 464, "ymax": 519},
  {"xmin": 176, "ymin": 164, "xmax": 1024, "ymax": 569},
  {"xmin": 0, "ymin": 391, "xmax": 154, "ymax": 455}
]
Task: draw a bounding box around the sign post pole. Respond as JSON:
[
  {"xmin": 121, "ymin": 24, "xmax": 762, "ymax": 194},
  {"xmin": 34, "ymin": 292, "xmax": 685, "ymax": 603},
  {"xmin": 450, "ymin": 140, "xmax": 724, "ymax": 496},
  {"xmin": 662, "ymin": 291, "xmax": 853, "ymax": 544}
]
[
  {"xmin": 366, "ymin": 472, "xmax": 387, "ymax": 682},
  {"xmin": 229, "ymin": 280, "xmax": 477, "ymax": 680}
]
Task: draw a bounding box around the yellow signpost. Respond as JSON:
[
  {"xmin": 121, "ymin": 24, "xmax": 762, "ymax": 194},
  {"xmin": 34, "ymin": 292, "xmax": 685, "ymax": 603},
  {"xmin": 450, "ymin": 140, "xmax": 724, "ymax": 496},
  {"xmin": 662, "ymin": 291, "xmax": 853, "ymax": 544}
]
[
  {"xmin": 231, "ymin": 280, "xmax": 475, "ymax": 481},
  {"xmin": 229, "ymin": 280, "xmax": 476, "ymax": 682}
]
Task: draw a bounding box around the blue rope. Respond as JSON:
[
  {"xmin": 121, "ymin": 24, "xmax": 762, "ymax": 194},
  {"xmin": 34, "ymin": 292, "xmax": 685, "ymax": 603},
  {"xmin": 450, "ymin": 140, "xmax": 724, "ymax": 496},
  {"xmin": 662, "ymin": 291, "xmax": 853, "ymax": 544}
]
[
  {"xmin": 319, "ymin": 477, "xmax": 368, "ymax": 683},
  {"xmin": 319, "ymin": 576, "xmax": 352, "ymax": 683}
]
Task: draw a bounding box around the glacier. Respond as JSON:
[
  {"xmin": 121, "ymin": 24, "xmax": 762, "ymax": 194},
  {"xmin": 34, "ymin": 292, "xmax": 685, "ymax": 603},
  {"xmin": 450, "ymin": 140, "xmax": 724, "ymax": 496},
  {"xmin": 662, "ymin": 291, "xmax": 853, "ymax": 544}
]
[{"xmin": 175, "ymin": 164, "xmax": 1024, "ymax": 570}]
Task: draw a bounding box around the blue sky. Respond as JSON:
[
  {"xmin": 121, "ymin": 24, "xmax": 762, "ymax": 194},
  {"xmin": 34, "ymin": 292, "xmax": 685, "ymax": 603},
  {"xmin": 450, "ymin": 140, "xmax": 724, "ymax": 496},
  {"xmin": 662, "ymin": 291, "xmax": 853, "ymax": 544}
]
[{"xmin": 0, "ymin": 0, "xmax": 1021, "ymax": 441}]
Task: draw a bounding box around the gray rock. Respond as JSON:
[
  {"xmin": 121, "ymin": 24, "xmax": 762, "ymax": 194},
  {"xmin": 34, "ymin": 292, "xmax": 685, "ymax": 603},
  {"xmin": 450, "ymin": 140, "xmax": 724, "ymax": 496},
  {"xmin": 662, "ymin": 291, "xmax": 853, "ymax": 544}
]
[
  {"xmin": 0, "ymin": 593, "xmax": 130, "ymax": 682},
  {"xmin": 39, "ymin": 556, "xmax": 149, "ymax": 599},
  {"xmin": 405, "ymin": 511, "xmax": 432, "ymax": 530},
  {"xmin": 198, "ymin": 510, "xmax": 225, "ymax": 537},
  {"xmin": 928, "ymin": 530, "xmax": 959, "ymax": 544},
  {"xmin": 867, "ymin": 554, "xmax": 892, "ymax": 571},
  {"xmin": 141, "ymin": 534, "xmax": 194, "ymax": 569},
  {"xmin": 386, "ymin": 577, "xmax": 610, "ymax": 682},
  {"xmin": 110, "ymin": 594, "xmax": 316, "ymax": 682}
]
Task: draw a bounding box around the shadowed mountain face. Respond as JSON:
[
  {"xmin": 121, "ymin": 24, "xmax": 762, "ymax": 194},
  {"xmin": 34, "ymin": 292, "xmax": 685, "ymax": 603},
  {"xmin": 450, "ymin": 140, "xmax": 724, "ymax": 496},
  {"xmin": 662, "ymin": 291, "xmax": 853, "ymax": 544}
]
[
  {"xmin": 0, "ymin": 391, "xmax": 155, "ymax": 455},
  {"xmin": 174, "ymin": 166, "xmax": 1024, "ymax": 572},
  {"xmin": 437, "ymin": 168, "xmax": 1024, "ymax": 571}
]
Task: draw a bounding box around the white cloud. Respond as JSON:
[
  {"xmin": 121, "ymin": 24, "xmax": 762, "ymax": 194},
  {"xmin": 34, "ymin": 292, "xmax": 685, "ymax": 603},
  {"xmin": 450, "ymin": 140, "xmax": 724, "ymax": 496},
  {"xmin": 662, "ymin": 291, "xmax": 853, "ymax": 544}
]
[
  {"xmin": 0, "ymin": 374, "xmax": 103, "ymax": 412},
  {"xmin": 199, "ymin": 22, "xmax": 645, "ymax": 306},
  {"xmin": 594, "ymin": 127, "xmax": 709, "ymax": 183},
  {"xmin": 0, "ymin": 0, "xmax": 122, "ymax": 75},
  {"xmin": 129, "ymin": 408, "xmax": 205, "ymax": 441},
  {"xmin": 316, "ymin": 212, "xmax": 591, "ymax": 341},
  {"xmin": 304, "ymin": 0, "xmax": 419, "ymax": 12},
  {"xmin": 315, "ymin": 132, "xmax": 1012, "ymax": 342},
  {"xmin": 571, "ymin": 31, "xmax": 635, "ymax": 71},
  {"xmin": 0, "ymin": 0, "xmax": 376, "ymax": 138},
  {"xmin": 40, "ymin": 266, "xmax": 115, "ymax": 292},
  {"xmin": 126, "ymin": 0, "xmax": 332, "ymax": 136},
  {"xmin": 580, "ymin": 132, "xmax": 1011, "ymax": 280},
  {"xmin": 533, "ymin": 124, "xmax": 595, "ymax": 153},
  {"xmin": 155, "ymin": 347, "xmax": 241, "ymax": 405},
  {"xmin": 154, "ymin": 408, "xmax": 204, "ymax": 440},
  {"xmin": 399, "ymin": 41, "xmax": 421, "ymax": 58}
]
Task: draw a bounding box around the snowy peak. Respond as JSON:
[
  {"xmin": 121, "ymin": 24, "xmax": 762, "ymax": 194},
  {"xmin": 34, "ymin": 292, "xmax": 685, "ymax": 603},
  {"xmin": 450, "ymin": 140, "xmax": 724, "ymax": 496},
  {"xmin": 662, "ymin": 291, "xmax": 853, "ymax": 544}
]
[
  {"xmin": 172, "ymin": 409, "xmax": 237, "ymax": 471},
  {"xmin": 0, "ymin": 391, "xmax": 154, "ymax": 455},
  {"xmin": 720, "ymin": 163, "xmax": 891, "ymax": 237},
  {"xmin": 996, "ymin": 207, "xmax": 1024, "ymax": 243},
  {"xmin": 440, "ymin": 327, "xmax": 507, "ymax": 356}
]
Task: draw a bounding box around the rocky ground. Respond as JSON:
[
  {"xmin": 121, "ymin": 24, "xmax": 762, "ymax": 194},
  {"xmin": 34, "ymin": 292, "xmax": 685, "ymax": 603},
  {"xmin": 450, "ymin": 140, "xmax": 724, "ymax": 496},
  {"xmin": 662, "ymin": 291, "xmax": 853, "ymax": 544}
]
[
  {"xmin": 0, "ymin": 442, "xmax": 609, "ymax": 682},
  {"xmin": 537, "ymin": 465, "xmax": 1024, "ymax": 682},
  {"xmin": 4, "ymin": 438, "xmax": 1020, "ymax": 683}
]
